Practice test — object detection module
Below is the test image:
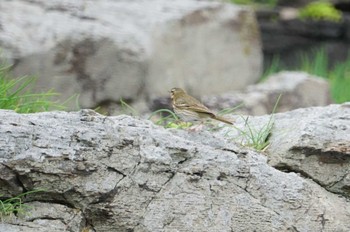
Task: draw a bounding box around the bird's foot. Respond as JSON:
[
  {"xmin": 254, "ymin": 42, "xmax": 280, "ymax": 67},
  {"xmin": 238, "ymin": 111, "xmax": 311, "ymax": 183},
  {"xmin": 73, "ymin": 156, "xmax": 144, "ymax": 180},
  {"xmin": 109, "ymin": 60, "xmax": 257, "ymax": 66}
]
[{"xmin": 188, "ymin": 124, "xmax": 205, "ymax": 132}]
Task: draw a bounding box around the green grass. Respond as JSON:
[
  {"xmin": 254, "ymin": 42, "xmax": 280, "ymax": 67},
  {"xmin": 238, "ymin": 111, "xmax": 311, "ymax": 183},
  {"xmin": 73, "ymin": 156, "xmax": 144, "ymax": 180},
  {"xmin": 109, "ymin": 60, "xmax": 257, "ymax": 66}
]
[
  {"xmin": 0, "ymin": 189, "xmax": 44, "ymax": 219},
  {"xmin": 263, "ymin": 48, "xmax": 350, "ymax": 103},
  {"xmin": 229, "ymin": 0, "xmax": 278, "ymax": 7},
  {"xmin": 230, "ymin": 94, "xmax": 281, "ymax": 151},
  {"xmin": 261, "ymin": 56, "xmax": 281, "ymax": 81},
  {"xmin": 119, "ymin": 98, "xmax": 139, "ymax": 116},
  {"xmin": 148, "ymin": 108, "xmax": 193, "ymax": 129},
  {"xmin": 0, "ymin": 63, "xmax": 72, "ymax": 113}
]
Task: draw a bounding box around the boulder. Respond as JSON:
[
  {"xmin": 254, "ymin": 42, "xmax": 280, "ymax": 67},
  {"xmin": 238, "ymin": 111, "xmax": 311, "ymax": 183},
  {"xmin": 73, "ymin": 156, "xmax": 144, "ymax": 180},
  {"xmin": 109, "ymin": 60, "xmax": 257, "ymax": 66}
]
[
  {"xmin": 0, "ymin": 202, "xmax": 84, "ymax": 232},
  {"xmin": 0, "ymin": 0, "xmax": 262, "ymax": 109},
  {"xmin": 0, "ymin": 108, "xmax": 350, "ymax": 231},
  {"xmin": 268, "ymin": 103, "xmax": 350, "ymax": 197},
  {"xmin": 219, "ymin": 103, "xmax": 350, "ymax": 198},
  {"xmin": 202, "ymin": 71, "xmax": 331, "ymax": 115}
]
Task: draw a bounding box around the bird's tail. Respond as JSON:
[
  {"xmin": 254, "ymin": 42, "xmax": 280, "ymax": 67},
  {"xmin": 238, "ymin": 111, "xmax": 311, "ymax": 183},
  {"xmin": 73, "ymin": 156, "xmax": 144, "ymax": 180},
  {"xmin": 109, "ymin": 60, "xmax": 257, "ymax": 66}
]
[{"xmin": 213, "ymin": 115, "xmax": 234, "ymax": 125}]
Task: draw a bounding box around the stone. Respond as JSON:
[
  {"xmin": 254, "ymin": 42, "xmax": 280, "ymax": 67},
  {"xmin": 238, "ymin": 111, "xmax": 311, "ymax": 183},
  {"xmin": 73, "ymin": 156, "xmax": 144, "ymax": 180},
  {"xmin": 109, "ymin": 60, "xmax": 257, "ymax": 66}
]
[
  {"xmin": 267, "ymin": 103, "xmax": 350, "ymax": 197},
  {"xmin": 0, "ymin": 202, "xmax": 84, "ymax": 232},
  {"xmin": 0, "ymin": 108, "xmax": 350, "ymax": 231},
  {"xmin": 202, "ymin": 71, "xmax": 331, "ymax": 115},
  {"xmin": 218, "ymin": 103, "xmax": 350, "ymax": 198},
  {"xmin": 0, "ymin": 0, "xmax": 262, "ymax": 110}
]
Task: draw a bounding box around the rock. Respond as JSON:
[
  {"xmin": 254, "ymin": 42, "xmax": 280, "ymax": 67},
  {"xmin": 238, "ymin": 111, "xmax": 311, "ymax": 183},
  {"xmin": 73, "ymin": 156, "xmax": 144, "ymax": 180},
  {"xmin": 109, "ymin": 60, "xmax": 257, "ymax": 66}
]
[
  {"xmin": 0, "ymin": 0, "xmax": 262, "ymax": 110},
  {"xmin": 202, "ymin": 71, "xmax": 331, "ymax": 115},
  {"xmin": 0, "ymin": 202, "xmax": 84, "ymax": 232},
  {"xmin": 0, "ymin": 108, "xmax": 350, "ymax": 231},
  {"xmin": 268, "ymin": 103, "xmax": 350, "ymax": 197},
  {"xmin": 219, "ymin": 103, "xmax": 350, "ymax": 198}
]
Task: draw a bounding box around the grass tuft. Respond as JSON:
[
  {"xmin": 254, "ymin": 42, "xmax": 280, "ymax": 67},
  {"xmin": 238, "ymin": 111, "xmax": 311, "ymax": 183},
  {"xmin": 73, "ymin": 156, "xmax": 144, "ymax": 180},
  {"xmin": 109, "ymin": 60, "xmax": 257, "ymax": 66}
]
[
  {"xmin": 0, "ymin": 189, "xmax": 44, "ymax": 219},
  {"xmin": 231, "ymin": 94, "xmax": 281, "ymax": 151},
  {"xmin": 0, "ymin": 63, "xmax": 72, "ymax": 113}
]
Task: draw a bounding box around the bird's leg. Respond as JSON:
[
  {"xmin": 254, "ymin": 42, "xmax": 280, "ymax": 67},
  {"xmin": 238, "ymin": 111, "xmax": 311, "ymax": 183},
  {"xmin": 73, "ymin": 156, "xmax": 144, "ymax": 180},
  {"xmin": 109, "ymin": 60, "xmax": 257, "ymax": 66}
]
[{"xmin": 187, "ymin": 120, "xmax": 206, "ymax": 132}]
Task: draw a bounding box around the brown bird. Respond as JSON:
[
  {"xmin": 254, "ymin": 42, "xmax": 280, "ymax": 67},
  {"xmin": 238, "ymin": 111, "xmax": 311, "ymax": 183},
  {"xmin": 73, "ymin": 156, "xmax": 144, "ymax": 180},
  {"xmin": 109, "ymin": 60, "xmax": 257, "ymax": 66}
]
[{"xmin": 170, "ymin": 87, "xmax": 233, "ymax": 125}]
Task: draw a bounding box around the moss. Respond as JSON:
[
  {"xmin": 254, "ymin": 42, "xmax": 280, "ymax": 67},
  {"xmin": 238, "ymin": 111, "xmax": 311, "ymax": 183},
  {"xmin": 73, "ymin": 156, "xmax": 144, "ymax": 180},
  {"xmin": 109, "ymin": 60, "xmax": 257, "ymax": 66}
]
[{"xmin": 299, "ymin": 1, "xmax": 342, "ymax": 22}]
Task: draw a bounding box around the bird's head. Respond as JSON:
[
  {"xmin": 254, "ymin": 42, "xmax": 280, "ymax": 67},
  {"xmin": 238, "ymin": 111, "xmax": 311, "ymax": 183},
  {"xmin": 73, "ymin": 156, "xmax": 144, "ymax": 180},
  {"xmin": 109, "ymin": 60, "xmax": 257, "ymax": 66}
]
[{"xmin": 170, "ymin": 87, "xmax": 186, "ymax": 99}]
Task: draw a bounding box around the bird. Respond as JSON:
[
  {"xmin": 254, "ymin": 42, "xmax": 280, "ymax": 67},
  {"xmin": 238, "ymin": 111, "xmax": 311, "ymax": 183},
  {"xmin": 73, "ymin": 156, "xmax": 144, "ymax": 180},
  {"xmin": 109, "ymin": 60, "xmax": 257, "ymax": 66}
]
[{"xmin": 170, "ymin": 87, "xmax": 233, "ymax": 125}]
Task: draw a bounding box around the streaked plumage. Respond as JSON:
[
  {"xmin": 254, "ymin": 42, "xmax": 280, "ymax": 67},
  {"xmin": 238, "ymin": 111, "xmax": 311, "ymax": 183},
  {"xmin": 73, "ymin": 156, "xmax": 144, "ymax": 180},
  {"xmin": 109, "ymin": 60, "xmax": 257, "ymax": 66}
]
[{"xmin": 170, "ymin": 87, "xmax": 233, "ymax": 125}]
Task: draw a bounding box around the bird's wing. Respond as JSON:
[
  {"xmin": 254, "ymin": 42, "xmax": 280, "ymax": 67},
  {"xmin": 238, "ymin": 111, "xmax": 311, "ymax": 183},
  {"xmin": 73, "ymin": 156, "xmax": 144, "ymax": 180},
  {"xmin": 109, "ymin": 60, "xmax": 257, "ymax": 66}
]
[{"xmin": 175, "ymin": 95, "xmax": 214, "ymax": 115}]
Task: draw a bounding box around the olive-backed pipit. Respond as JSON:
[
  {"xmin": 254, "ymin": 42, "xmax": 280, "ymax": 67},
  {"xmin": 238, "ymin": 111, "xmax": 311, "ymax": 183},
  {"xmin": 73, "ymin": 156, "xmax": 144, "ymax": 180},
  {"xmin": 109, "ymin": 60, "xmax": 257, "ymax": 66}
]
[{"xmin": 170, "ymin": 87, "xmax": 233, "ymax": 125}]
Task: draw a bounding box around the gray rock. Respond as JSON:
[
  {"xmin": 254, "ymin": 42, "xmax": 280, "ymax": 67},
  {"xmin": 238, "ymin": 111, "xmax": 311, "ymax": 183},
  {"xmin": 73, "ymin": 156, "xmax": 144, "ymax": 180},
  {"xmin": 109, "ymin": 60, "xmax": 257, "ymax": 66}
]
[
  {"xmin": 0, "ymin": 0, "xmax": 262, "ymax": 109},
  {"xmin": 203, "ymin": 71, "xmax": 331, "ymax": 115},
  {"xmin": 268, "ymin": 103, "xmax": 350, "ymax": 197},
  {"xmin": 0, "ymin": 202, "xmax": 84, "ymax": 232},
  {"xmin": 218, "ymin": 103, "xmax": 350, "ymax": 198},
  {"xmin": 0, "ymin": 108, "xmax": 350, "ymax": 231}
]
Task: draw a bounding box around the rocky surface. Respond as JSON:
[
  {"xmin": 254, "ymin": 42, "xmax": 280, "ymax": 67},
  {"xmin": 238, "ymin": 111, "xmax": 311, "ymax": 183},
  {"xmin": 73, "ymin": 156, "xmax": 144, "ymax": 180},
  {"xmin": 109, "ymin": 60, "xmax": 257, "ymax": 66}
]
[
  {"xmin": 0, "ymin": 0, "xmax": 262, "ymax": 109},
  {"xmin": 0, "ymin": 106, "xmax": 350, "ymax": 232},
  {"xmin": 268, "ymin": 103, "xmax": 350, "ymax": 197},
  {"xmin": 219, "ymin": 103, "xmax": 350, "ymax": 198}
]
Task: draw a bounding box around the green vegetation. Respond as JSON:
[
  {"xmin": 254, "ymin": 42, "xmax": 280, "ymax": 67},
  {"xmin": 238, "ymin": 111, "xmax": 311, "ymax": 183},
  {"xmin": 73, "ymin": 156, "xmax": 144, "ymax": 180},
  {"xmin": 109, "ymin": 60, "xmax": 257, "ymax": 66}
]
[
  {"xmin": 263, "ymin": 49, "xmax": 350, "ymax": 103},
  {"xmin": 230, "ymin": 0, "xmax": 278, "ymax": 7},
  {"xmin": 230, "ymin": 95, "xmax": 280, "ymax": 151},
  {"xmin": 148, "ymin": 108, "xmax": 193, "ymax": 129},
  {"xmin": 119, "ymin": 98, "xmax": 138, "ymax": 116},
  {"xmin": 299, "ymin": 1, "xmax": 342, "ymax": 22},
  {"xmin": 0, "ymin": 63, "xmax": 71, "ymax": 113},
  {"xmin": 0, "ymin": 189, "xmax": 44, "ymax": 219},
  {"xmin": 261, "ymin": 56, "xmax": 281, "ymax": 81}
]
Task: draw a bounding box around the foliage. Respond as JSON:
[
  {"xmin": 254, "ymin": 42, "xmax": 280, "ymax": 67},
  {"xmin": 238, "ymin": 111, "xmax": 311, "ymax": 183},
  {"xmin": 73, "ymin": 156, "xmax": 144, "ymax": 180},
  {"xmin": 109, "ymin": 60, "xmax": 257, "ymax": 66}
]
[
  {"xmin": 0, "ymin": 189, "xmax": 44, "ymax": 219},
  {"xmin": 148, "ymin": 108, "xmax": 193, "ymax": 129},
  {"xmin": 328, "ymin": 58, "xmax": 350, "ymax": 103},
  {"xmin": 230, "ymin": 0, "xmax": 278, "ymax": 7},
  {"xmin": 231, "ymin": 95, "xmax": 280, "ymax": 151},
  {"xmin": 0, "ymin": 64, "xmax": 70, "ymax": 113},
  {"xmin": 263, "ymin": 48, "xmax": 350, "ymax": 103},
  {"xmin": 299, "ymin": 1, "xmax": 342, "ymax": 22},
  {"xmin": 119, "ymin": 98, "xmax": 139, "ymax": 116},
  {"xmin": 261, "ymin": 56, "xmax": 281, "ymax": 81}
]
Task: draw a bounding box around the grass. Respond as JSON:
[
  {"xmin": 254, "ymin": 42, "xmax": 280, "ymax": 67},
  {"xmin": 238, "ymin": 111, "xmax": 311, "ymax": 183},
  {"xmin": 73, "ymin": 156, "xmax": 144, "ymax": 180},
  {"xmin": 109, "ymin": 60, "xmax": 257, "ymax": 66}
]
[
  {"xmin": 119, "ymin": 98, "xmax": 138, "ymax": 116},
  {"xmin": 0, "ymin": 63, "xmax": 72, "ymax": 113},
  {"xmin": 229, "ymin": 94, "xmax": 281, "ymax": 151},
  {"xmin": 261, "ymin": 56, "xmax": 281, "ymax": 81},
  {"xmin": 0, "ymin": 189, "xmax": 44, "ymax": 219},
  {"xmin": 229, "ymin": 0, "xmax": 278, "ymax": 7},
  {"xmin": 263, "ymin": 48, "xmax": 350, "ymax": 103},
  {"xmin": 148, "ymin": 108, "xmax": 193, "ymax": 129}
]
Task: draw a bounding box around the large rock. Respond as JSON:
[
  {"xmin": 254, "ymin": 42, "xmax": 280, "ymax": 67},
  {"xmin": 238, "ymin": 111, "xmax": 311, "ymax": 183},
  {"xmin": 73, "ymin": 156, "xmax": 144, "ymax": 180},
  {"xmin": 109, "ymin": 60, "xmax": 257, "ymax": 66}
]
[
  {"xmin": 0, "ymin": 0, "xmax": 262, "ymax": 109},
  {"xmin": 203, "ymin": 71, "xmax": 331, "ymax": 115},
  {"xmin": 0, "ymin": 108, "xmax": 350, "ymax": 231},
  {"xmin": 267, "ymin": 103, "xmax": 350, "ymax": 197},
  {"xmin": 219, "ymin": 103, "xmax": 350, "ymax": 198}
]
